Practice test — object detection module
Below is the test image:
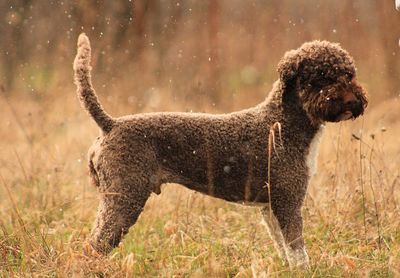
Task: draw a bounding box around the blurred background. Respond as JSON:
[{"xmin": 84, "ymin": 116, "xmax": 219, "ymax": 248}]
[
  {"xmin": 1, "ymin": 1, "xmax": 400, "ymax": 275},
  {"xmin": 0, "ymin": 0, "xmax": 399, "ymax": 111}
]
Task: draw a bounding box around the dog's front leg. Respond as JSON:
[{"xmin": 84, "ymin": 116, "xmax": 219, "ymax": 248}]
[
  {"xmin": 260, "ymin": 207, "xmax": 289, "ymax": 264},
  {"xmin": 276, "ymin": 207, "xmax": 309, "ymax": 269}
]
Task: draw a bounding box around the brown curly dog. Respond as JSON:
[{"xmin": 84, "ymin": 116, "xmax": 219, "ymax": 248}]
[{"xmin": 73, "ymin": 33, "xmax": 367, "ymax": 268}]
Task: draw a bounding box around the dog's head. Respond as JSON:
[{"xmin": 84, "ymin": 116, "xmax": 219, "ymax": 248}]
[{"xmin": 277, "ymin": 41, "xmax": 368, "ymax": 125}]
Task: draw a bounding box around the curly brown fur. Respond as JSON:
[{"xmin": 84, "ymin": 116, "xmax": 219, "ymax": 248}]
[
  {"xmin": 73, "ymin": 34, "xmax": 115, "ymax": 133},
  {"xmin": 73, "ymin": 34, "xmax": 367, "ymax": 268}
]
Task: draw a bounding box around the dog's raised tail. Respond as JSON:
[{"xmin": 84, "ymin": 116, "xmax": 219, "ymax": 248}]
[{"xmin": 73, "ymin": 33, "xmax": 114, "ymax": 134}]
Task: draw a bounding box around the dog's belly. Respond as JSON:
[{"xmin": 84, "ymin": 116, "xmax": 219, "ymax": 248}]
[
  {"xmin": 158, "ymin": 146, "xmax": 309, "ymax": 205},
  {"xmin": 168, "ymin": 175, "xmax": 269, "ymax": 203},
  {"xmin": 155, "ymin": 137, "xmax": 276, "ymax": 203},
  {"xmin": 160, "ymin": 155, "xmax": 270, "ymax": 203}
]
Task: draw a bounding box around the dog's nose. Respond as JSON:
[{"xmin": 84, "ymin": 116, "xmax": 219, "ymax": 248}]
[
  {"xmin": 345, "ymin": 99, "xmax": 363, "ymax": 117},
  {"xmin": 344, "ymin": 99, "xmax": 360, "ymax": 107}
]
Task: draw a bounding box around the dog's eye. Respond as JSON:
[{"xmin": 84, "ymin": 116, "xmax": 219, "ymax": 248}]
[
  {"xmin": 345, "ymin": 72, "xmax": 354, "ymax": 80},
  {"xmin": 316, "ymin": 78, "xmax": 335, "ymax": 88}
]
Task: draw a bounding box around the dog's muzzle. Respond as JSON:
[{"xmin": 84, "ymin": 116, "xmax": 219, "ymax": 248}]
[
  {"xmin": 334, "ymin": 99, "xmax": 364, "ymax": 121},
  {"xmin": 345, "ymin": 99, "xmax": 364, "ymax": 118}
]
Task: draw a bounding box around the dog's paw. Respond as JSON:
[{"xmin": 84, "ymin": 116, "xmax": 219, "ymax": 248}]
[
  {"xmin": 287, "ymin": 247, "xmax": 310, "ymax": 270},
  {"xmin": 83, "ymin": 241, "xmax": 103, "ymax": 258}
]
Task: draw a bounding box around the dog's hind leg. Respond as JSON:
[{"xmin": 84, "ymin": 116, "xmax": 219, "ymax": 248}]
[
  {"xmin": 89, "ymin": 189, "xmax": 151, "ymax": 254},
  {"xmin": 87, "ymin": 149, "xmax": 158, "ymax": 254}
]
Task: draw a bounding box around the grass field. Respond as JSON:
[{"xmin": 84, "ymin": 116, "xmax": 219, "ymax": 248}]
[{"xmin": 1, "ymin": 87, "xmax": 400, "ymax": 277}]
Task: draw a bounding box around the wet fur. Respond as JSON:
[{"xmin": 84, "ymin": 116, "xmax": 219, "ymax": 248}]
[{"xmin": 73, "ymin": 34, "xmax": 367, "ymax": 268}]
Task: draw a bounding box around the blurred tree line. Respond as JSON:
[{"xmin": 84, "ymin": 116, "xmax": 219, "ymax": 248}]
[{"xmin": 0, "ymin": 0, "xmax": 399, "ymax": 106}]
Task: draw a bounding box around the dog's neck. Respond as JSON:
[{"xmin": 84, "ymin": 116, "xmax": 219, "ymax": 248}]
[{"xmin": 259, "ymin": 80, "xmax": 322, "ymax": 139}]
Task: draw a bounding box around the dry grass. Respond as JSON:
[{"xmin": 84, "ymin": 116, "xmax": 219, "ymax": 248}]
[{"xmin": 0, "ymin": 86, "xmax": 400, "ymax": 277}]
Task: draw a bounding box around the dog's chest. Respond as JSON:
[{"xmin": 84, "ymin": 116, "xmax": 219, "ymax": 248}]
[{"xmin": 305, "ymin": 127, "xmax": 324, "ymax": 177}]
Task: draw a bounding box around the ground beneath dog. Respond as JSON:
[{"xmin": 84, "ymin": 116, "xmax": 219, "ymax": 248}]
[{"xmin": 0, "ymin": 93, "xmax": 399, "ymax": 277}]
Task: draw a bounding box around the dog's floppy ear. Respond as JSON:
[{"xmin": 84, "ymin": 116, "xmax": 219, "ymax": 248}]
[{"xmin": 277, "ymin": 49, "xmax": 300, "ymax": 86}]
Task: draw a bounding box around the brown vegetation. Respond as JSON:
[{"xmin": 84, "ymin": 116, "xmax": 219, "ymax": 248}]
[{"xmin": 0, "ymin": 0, "xmax": 400, "ymax": 276}]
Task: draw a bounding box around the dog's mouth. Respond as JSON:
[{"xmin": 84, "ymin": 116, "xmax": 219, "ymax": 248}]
[
  {"xmin": 334, "ymin": 111, "xmax": 354, "ymax": 121},
  {"xmin": 333, "ymin": 101, "xmax": 364, "ymax": 122}
]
